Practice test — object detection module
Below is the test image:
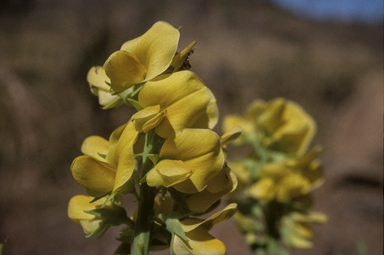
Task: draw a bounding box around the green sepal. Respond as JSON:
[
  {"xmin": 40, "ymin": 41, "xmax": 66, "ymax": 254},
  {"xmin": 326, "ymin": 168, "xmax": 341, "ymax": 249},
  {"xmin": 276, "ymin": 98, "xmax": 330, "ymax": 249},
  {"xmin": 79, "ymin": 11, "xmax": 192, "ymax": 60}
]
[
  {"xmin": 157, "ymin": 212, "xmax": 189, "ymax": 242},
  {"xmin": 102, "ymin": 192, "xmax": 119, "ymax": 208},
  {"xmin": 147, "ymin": 154, "xmax": 159, "ymax": 165},
  {"xmin": 126, "ymin": 98, "xmax": 143, "ymax": 111},
  {"xmin": 84, "ymin": 202, "xmax": 132, "ymax": 228},
  {"xmin": 90, "ymin": 192, "xmax": 110, "ymax": 203},
  {"xmin": 139, "ymin": 174, "xmax": 147, "ymax": 185},
  {"xmin": 102, "ymin": 97, "xmax": 124, "ymax": 110},
  {"xmin": 161, "ymin": 186, "xmax": 168, "ymax": 199},
  {"xmin": 130, "ymin": 83, "xmax": 144, "ymax": 97},
  {"xmin": 97, "ymin": 152, "xmax": 107, "ymax": 159}
]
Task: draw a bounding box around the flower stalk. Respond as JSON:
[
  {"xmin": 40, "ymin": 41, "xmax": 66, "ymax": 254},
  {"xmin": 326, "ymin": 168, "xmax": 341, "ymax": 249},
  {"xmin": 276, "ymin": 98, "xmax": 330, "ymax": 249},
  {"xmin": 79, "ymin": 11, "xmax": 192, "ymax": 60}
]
[{"xmin": 132, "ymin": 130, "xmax": 159, "ymax": 255}]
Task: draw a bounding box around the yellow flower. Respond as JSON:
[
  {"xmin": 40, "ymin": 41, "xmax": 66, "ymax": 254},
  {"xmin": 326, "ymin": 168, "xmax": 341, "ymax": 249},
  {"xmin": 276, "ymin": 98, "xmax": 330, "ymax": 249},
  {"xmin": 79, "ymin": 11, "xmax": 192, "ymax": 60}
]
[
  {"xmin": 223, "ymin": 98, "xmax": 316, "ymax": 155},
  {"xmin": 87, "ymin": 66, "xmax": 121, "ymax": 107},
  {"xmin": 67, "ymin": 194, "xmax": 124, "ymax": 237},
  {"xmin": 281, "ymin": 211, "xmax": 327, "ymax": 249},
  {"xmin": 256, "ymin": 98, "xmax": 316, "ymax": 154},
  {"xmin": 103, "ymin": 21, "xmax": 180, "ymax": 92},
  {"xmin": 247, "ymin": 148, "xmax": 323, "ymax": 202},
  {"xmin": 132, "ymin": 71, "xmax": 217, "ymax": 138},
  {"xmin": 71, "ymin": 120, "xmax": 139, "ymax": 197},
  {"xmin": 145, "ymin": 128, "xmax": 225, "ymax": 193},
  {"xmin": 184, "ymin": 164, "xmax": 238, "ymax": 212},
  {"xmin": 226, "ymin": 161, "xmax": 251, "ymax": 193},
  {"xmin": 172, "ymin": 203, "xmax": 237, "ymax": 255}
]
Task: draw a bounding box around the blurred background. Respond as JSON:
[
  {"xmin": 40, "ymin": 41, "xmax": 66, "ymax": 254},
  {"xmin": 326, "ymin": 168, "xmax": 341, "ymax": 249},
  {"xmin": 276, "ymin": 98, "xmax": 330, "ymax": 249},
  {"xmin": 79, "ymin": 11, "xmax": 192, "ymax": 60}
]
[{"xmin": 0, "ymin": 0, "xmax": 382, "ymax": 254}]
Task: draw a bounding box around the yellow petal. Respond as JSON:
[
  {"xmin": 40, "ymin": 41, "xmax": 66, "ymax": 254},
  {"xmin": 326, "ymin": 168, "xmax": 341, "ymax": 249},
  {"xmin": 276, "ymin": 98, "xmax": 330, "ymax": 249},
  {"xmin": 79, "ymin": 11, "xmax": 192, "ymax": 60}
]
[
  {"xmin": 173, "ymin": 224, "xmax": 226, "ymax": 255},
  {"xmin": 276, "ymin": 174, "xmax": 310, "ymax": 202},
  {"xmin": 200, "ymin": 203, "xmax": 237, "ymax": 231},
  {"xmin": 169, "ymin": 41, "xmax": 197, "ymax": 72},
  {"xmin": 79, "ymin": 219, "xmax": 102, "ymax": 235},
  {"xmin": 260, "ymin": 98, "xmax": 317, "ymax": 155},
  {"xmin": 109, "ymin": 123, "xmax": 127, "ymax": 148},
  {"xmin": 121, "ymin": 21, "xmax": 180, "ymax": 81},
  {"xmin": 104, "ymin": 50, "xmax": 145, "ymax": 92},
  {"xmin": 186, "ymin": 166, "xmax": 238, "ymax": 212},
  {"xmin": 87, "ymin": 66, "xmax": 111, "ymax": 91},
  {"xmin": 160, "ymin": 129, "xmax": 225, "ymax": 193},
  {"xmin": 132, "ymin": 104, "xmax": 164, "ymax": 132},
  {"xmin": 112, "ymin": 144, "xmax": 136, "ymax": 193},
  {"xmin": 281, "ymin": 215, "xmax": 314, "ymax": 249},
  {"xmin": 257, "ymin": 98, "xmax": 285, "ymax": 132},
  {"xmin": 247, "ymin": 178, "xmax": 275, "ymax": 201},
  {"xmin": 222, "ymin": 115, "xmax": 254, "ymax": 141},
  {"xmin": 106, "ymin": 120, "xmax": 139, "ymax": 193},
  {"xmin": 160, "ymin": 129, "xmax": 220, "ymax": 161},
  {"xmin": 259, "ymin": 162, "xmax": 289, "ymax": 179},
  {"xmin": 146, "ymin": 159, "xmax": 193, "ymax": 187},
  {"xmin": 71, "ymin": 155, "xmax": 115, "ymax": 197},
  {"xmin": 244, "ymin": 99, "xmax": 266, "ymax": 120},
  {"xmin": 181, "ymin": 203, "xmax": 237, "ymax": 232},
  {"xmin": 191, "ymin": 88, "xmax": 219, "ymax": 130},
  {"xmin": 220, "ymin": 126, "xmax": 242, "ymax": 146},
  {"xmin": 107, "ymin": 120, "xmax": 137, "ymax": 167},
  {"xmin": 81, "ymin": 135, "xmax": 109, "ymax": 162},
  {"xmin": 138, "ymin": 71, "xmax": 211, "ymax": 138},
  {"xmin": 97, "ymin": 89, "xmax": 120, "ymax": 106},
  {"xmin": 227, "ymin": 161, "xmax": 250, "ymax": 186},
  {"xmin": 68, "ymin": 195, "xmax": 96, "ymax": 223},
  {"xmin": 87, "ymin": 66, "xmax": 119, "ymax": 106}
]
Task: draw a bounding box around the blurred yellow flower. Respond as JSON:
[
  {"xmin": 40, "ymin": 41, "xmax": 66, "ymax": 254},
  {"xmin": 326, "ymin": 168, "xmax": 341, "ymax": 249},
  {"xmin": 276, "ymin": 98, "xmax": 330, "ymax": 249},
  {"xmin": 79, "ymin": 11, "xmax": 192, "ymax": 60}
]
[
  {"xmin": 247, "ymin": 148, "xmax": 323, "ymax": 202},
  {"xmin": 71, "ymin": 120, "xmax": 139, "ymax": 197},
  {"xmin": 281, "ymin": 211, "xmax": 327, "ymax": 249},
  {"xmin": 172, "ymin": 203, "xmax": 237, "ymax": 255},
  {"xmin": 103, "ymin": 21, "xmax": 180, "ymax": 92},
  {"xmin": 145, "ymin": 128, "xmax": 225, "ymax": 193},
  {"xmin": 223, "ymin": 98, "xmax": 316, "ymax": 155},
  {"xmin": 132, "ymin": 71, "xmax": 217, "ymax": 138}
]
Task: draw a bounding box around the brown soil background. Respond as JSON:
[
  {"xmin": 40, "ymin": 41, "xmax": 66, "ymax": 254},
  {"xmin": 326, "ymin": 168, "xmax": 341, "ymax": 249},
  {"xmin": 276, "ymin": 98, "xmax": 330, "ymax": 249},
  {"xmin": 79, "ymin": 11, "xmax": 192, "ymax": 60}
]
[{"xmin": 0, "ymin": 1, "xmax": 382, "ymax": 254}]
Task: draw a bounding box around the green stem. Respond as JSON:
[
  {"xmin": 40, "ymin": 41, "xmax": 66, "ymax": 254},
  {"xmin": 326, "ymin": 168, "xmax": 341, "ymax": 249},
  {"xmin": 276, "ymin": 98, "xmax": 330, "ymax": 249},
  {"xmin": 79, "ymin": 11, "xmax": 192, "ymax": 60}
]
[{"xmin": 132, "ymin": 130, "xmax": 160, "ymax": 255}]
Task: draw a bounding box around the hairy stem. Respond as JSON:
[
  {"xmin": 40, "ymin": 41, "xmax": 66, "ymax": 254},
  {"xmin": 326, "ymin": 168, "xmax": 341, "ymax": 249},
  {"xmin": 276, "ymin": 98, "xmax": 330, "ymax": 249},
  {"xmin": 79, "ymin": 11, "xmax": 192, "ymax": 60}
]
[{"xmin": 132, "ymin": 130, "xmax": 160, "ymax": 255}]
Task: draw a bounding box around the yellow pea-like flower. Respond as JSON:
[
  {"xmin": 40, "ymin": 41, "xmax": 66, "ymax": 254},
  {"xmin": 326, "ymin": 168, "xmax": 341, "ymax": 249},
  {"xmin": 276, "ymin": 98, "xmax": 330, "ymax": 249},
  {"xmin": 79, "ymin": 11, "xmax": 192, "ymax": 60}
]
[
  {"xmin": 71, "ymin": 120, "xmax": 139, "ymax": 197},
  {"xmin": 247, "ymin": 148, "xmax": 323, "ymax": 202},
  {"xmin": 103, "ymin": 21, "xmax": 180, "ymax": 92},
  {"xmin": 87, "ymin": 66, "xmax": 120, "ymax": 107},
  {"xmin": 223, "ymin": 98, "xmax": 316, "ymax": 155},
  {"xmin": 172, "ymin": 203, "xmax": 237, "ymax": 255},
  {"xmin": 68, "ymin": 195, "xmax": 123, "ymax": 236},
  {"xmin": 146, "ymin": 128, "xmax": 225, "ymax": 193},
  {"xmin": 184, "ymin": 164, "xmax": 238, "ymax": 212},
  {"xmin": 133, "ymin": 71, "xmax": 216, "ymax": 138},
  {"xmin": 281, "ymin": 211, "xmax": 327, "ymax": 249}
]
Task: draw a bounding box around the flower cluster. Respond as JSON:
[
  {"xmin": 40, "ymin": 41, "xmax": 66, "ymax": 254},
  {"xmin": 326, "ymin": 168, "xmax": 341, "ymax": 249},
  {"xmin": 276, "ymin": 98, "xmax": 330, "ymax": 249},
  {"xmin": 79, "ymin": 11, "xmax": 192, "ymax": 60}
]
[
  {"xmin": 223, "ymin": 98, "xmax": 326, "ymax": 253},
  {"xmin": 68, "ymin": 21, "xmax": 240, "ymax": 255}
]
